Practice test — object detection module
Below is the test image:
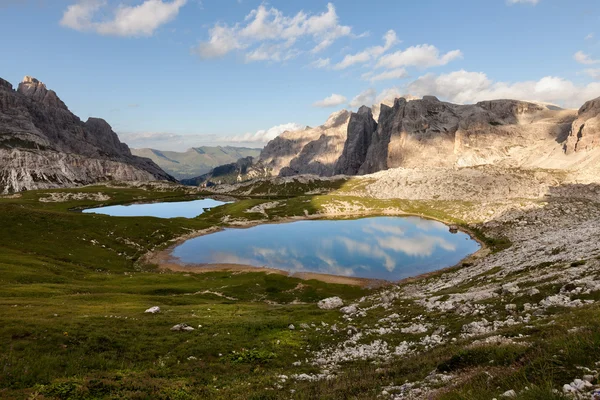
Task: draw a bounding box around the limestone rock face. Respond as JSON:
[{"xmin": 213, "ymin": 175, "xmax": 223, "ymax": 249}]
[
  {"xmin": 17, "ymin": 76, "xmax": 68, "ymax": 110},
  {"xmin": 260, "ymin": 110, "xmax": 351, "ymax": 177},
  {"xmin": 0, "ymin": 76, "xmax": 173, "ymax": 193},
  {"xmin": 564, "ymin": 97, "xmax": 600, "ymax": 154},
  {"xmin": 335, "ymin": 106, "xmax": 377, "ymax": 175},
  {"xmin": 257, "ymin": 95, "xmax": 581, "ymax": 178}
]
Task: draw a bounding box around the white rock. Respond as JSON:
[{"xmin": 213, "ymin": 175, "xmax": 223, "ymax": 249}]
[
  {"xmin": 500, "ymin": 389, "xmax": 517, "ymax": 398},
  {"xmin": 171, "ymin": 323, "xmax": 195, "ymax": 332},
  {"xmin": 145, "ymin": 306, "xmax": 160, "ymax": 314},
  {"xmin": 317, "ymin": 297, "xmax": 344, "ymax": 310},
  {"xmin": 340, "ymin": 304, "xmax": 358, "ymax": 315}
]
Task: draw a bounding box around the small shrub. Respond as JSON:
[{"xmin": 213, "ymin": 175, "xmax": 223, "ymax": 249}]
[{"xmin": 224, "ymin": 349, "xmax": 276, "ymax": 365}]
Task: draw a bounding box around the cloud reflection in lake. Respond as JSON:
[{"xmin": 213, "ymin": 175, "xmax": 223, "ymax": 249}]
[{"xmin": 172, "ymin": 216, "xmax": 480, "ymax": 281}]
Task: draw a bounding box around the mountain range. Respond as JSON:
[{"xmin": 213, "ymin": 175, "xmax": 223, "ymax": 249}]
[
  {"xmin": 2, "ymin": 75, "xmax": 600, "ymax": 193},
  {"xmin": 189, "ymin": 94, "xmax": 600, "ymax": 186},
  {"xmin": 131, "ymin": 146, "xmax": 260, "ymax": 180}
]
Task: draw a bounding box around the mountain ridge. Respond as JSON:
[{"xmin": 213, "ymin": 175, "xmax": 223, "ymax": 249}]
[
  {"xmin": 131, "ymin": 146, "xmax": 261, "ymax": 180},
  {"xmin": 184, "ymin": 94, "xmax": 600, "ymax": 186},
  {"xmin": 0, "ymin": 76, "xmax": 174, "ymax": 193}
]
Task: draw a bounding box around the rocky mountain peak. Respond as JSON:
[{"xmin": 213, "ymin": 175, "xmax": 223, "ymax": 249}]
[
  {"xmin": 564, "ymin": 96, "xmax": 600, "ymax": 154},
  {"xmin": 0, "ymin": 78, "xmax": 13, "ymax": 91},
  {"xmin": 357, "ymin": 105, "xmax": 371, "ymax": 115},
  {"xmin": 422, "ymin": 95, "xmax": 441, "ymax": 102},
  {"xmin": 17, "ymin": 76, "xmax": 68, "ymax": 110},
  {"xmin": 0, "ymin": 75, "xmax": 173, "ymax": 193},
  {"xmin": 323, "ymin": 109, "xmax": 351, "ymax": 128},
  {"xmin": 577, "ymin": 96, "xmax": 600, "ymax": 119}
]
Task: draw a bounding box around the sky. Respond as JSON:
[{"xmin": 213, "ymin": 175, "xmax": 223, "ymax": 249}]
[{"xmin": 1, "ymin": 0, "xmax": 600, "ymax": 151}]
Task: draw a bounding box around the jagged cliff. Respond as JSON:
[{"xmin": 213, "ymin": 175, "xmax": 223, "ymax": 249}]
[
  {"xmin": 251, "ymin": 95, "xmax": 600, "ymax": 179},
  {"xmin": 0, "ymin": 76, "xmax": 173, "ymax": 193},
  {"xmin": 260, "ymin": 110, "xmax": 351, "ymax": 177}
]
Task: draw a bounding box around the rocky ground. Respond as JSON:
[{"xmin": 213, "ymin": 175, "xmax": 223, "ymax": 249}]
[{"xmin": 197, "ymin": 165, "xmax": 600, "ymax": 399}]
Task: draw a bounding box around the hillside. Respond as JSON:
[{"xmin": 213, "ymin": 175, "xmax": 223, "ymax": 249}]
[{"xmin": 131, "ymin": 146, "xmax": 261, "ymax": 180}]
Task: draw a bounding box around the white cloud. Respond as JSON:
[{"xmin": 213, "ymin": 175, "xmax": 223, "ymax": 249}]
[
  {"xmin": 60, "ymin": 0, "xmax": 187, "ymax": 37},
  {"xmin": 194, "ymin": 24, "xmax": 244, "ymax": 59},
  {"xmin": 349, "ymin": 88, "xmax": 376, "ymax": 108},
  {"xmin": 574, "ymin": 51, "xmax": 600, "ymax": 65},
  {"xmin": 404, "ymin": 69, "xmax": 600, "ymax": 108},
  {"xmin": 118, "ymin": 122, "xmax": 303, "ymax": 150},
  {"xmin": 585, "ymin": 33, "xmax": 594, "ymax": 40},
  {"xmin": 363, "ymin": 67, "xmax": 408, "ymax": 82},
  {"xmin": 376, "ymin": 44, "xmax": 463, "ymax": 69},
  {"xmin": 119, "ymin": 131, "xmax": 215, "ymax": 150},
  {"xmin": 584, "ymin": 69, "xmax": 600, "ymax": 80},
  {"xmin": 194, "ymin": 3, "xmax": 353, "ymax": 61},
  {"xmin": 229, "ymin": 123, "xmax": 304, "ymax": 143},
  {"xmin": 332, "ymin": 30, "xmax": 399, "ymax": 70},
  {"xmin": 507, "ymin": 0, "xmax": 539, "ymax": 4},
  {"xmin": 375, "ymin": 87, "xmax": 405, "ymax": 104},
  {"xmin": 313, "ymin": 93, "xmax": 348, "ymax": 108},
  {"xmin": 309, "ymin": 58, "xmax": 331, "ymax": 69}
]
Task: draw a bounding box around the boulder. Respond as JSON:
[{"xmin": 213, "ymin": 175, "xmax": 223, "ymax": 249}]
[
  {"xmin": 317, "ymin": 297, "xmax": 344, "ymax": 310},
  {"xmin": 171, "ymin": 323, "xmax": 195, "ymax": 332}
]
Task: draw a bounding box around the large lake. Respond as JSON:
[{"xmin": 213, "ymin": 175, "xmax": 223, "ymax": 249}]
[
  {"xmin": 82, "ymin": 199, "xmax": 227, "ymax": 219},
  {"xmin": 172, "ymin": 217, "xmax": 480, "ymax": 281}
]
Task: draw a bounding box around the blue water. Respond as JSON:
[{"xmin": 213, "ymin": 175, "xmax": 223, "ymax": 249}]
[
  {"xmin": 82, "ymin": 199, "xmax": 228, "ymax": 219},
  {"xmin": 172, "ymin": 217, "xmax": 480, "ymax": 281}
]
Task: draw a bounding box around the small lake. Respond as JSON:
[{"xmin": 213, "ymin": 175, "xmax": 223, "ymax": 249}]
[
  {"xmin": 83, "ymin": 199, "xmax": 227, "ymax": 219},
  {"xmin": 171, "ymin": 217, "xmax": 480, "ymax": 281}
]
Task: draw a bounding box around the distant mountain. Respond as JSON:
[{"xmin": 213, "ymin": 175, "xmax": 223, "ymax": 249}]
[
  {"xmin": 180, "ymin": 156, "xmax": 269, "ymax": 187},
  {"xmin": 0, "ymin": 76, "xmax": 174, "ymax": 193},
  {"xmin": 131, "ymin": 146, "xmax": 261, "ymax": 180}
]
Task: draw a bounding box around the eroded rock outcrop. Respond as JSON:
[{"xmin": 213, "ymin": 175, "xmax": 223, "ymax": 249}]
[
  {"xmin": 260, "ymin": 110, "xmax": 351, "ymax": 177},
  {"xmin": 334, "ymin": 106, "xmax": 377, "ymax": 175},
  {"xmin": 564, "ymin": 97, "xmax": 600, "ymax": 154},
  {"xmin": 0, "ymin": 76, "xmax": 173, "ymax": 193},
  {"xmin": 256, "ymin": 95, "xmax": 583, "ymax": 179}
]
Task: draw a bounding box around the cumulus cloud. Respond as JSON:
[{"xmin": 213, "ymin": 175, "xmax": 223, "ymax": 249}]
[
  {"xmin": 60, "ymin": 0, "xmax": 186, "ymax": 36},
  {"xmin": 193, "ymin": 3, "xmax": 353, "ymax": 62},
  {"xmin": 313, "ymin": 93, "xmax": 348, "ymax": 108},
  {"xmin": 332, "ymin": 30, "xmax": 399, "ymax": 70},
  {"xmin": 507, "ymin": 0, "xmax": 539, "ymax": 4},
  {"xmin": 574, "ymin": 51, "xmax": 600, "ymax": 65},
  {"xmin": 404, "ymin": 70, "xmax": 600, "ymax": 108},
  {"xmin": 228, "ymin": 123, "xmax": 305, "ymax": 143},
  {"xmin": 362, "ymin": 67, "xmax": 408, "ymax": 82},
  {"xmin": 376, "ymin": 44, "xmax": 462, "ymax": 69},
  {"xmin": 349, "ymin": 88, "xmax": 377, "ymax": 108}
]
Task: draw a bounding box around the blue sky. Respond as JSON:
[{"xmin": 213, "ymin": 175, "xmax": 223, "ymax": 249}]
[{"xmin": 1, "ymin": 0, "xmax": 600, "ymax": 150}]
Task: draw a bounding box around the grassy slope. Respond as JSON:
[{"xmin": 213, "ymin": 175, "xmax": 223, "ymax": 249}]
[
  {"xmin": 0, "ymin": 182, "xmax": 597, "ymax": 399},
  {"xmin": 0, "ymin": 186, "xmax": 365, "ymax": 400},
  {"xmin": 131, "ymin": 146, "xmax": 261, "ymax": 180}
]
